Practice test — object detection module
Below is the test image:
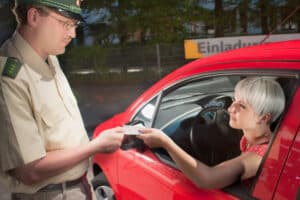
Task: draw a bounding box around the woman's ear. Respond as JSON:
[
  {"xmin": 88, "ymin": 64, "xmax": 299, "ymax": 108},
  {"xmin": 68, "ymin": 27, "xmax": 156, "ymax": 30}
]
[{"xmin": 258, "ymin": 113, "xmax": 272, "ymax": 124}]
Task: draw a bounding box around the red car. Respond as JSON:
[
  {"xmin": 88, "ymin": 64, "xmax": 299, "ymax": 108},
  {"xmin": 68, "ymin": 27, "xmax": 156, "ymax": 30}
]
[{"xmin": 92, "ymin": 39, "xmax": 300, "ymax": 200}]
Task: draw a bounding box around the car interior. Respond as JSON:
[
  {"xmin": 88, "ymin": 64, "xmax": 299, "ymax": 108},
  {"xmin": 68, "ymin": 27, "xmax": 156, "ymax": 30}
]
[{"xmin": 124, "ymin": 73, "xmax": 299, "ymax": 199}]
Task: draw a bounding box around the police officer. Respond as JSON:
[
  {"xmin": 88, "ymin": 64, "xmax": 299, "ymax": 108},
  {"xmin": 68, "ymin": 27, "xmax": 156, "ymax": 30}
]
[{"xmin": 0, "ymin": 0, "xmax": 125, "ymax": 199}]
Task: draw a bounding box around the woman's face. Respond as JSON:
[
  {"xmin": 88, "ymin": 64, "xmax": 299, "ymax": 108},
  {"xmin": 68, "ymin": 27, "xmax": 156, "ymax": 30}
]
[{"xmin": 227, "ymin": 94, "xmax": 260, "ymax": 131}]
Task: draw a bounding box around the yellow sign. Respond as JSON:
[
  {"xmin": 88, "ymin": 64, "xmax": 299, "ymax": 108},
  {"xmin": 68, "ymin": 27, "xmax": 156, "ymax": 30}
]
[
  {"xmin": 184, "ymin": 33, "xmax": 300, "ymax": 59},
  {"xmin": 184, "ymin": 40, "xmax": 203, "ymax": 59}
]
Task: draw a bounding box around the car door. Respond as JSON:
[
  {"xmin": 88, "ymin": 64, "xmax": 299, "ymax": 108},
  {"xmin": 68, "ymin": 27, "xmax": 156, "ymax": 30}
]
[
  {"xmin": 252, "ymin": 82, "xmax": 300, "ymax": 200},
  {"xmin": 272, "ymin": 86, "xmax": 300, "ymax": 200},
  {"xmin": 273, "ymin": 127, "xmax": 300, "ymax": 200}
]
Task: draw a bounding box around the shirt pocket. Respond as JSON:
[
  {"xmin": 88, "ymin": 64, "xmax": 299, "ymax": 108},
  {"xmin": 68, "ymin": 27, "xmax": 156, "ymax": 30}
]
[
  {"xmin": 40, "ymin": 103, "xmax": 69, "ymax": 150},
  {"xmin": 40, "ymin": 103, "xmax": 66, "ymax": 128}
]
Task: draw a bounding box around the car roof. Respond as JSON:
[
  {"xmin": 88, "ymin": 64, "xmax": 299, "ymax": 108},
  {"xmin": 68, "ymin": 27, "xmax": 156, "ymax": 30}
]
[
  {"xmin": 177, "ymin": 39, "xmax": 300, "ymax": 75},
  {"xmin": 198, "ymin": 39, "xmax": 300, "ymax": 63},
  {"xmin": 158, "ymin": 39, "xmax": 300, "ymax": 85},
  {"xmin": 127, "ymin": 39, "xmax": 300, "ymax": 113}
]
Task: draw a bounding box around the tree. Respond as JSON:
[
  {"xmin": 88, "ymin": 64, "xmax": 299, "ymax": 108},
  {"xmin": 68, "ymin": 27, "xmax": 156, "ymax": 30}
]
[
  {"xmin": 238, "ymin": 0, "xmax": 251, "ymax": 33},
  {"xmin": 214, "ymin": 0, "xmax": 224, "ymax": 36},
  {"xmin": 82, "ymin": 0, "xmax": 206, "ymax": 44},
  {"xmin": 81, "ymin": 0, "xmax": 300, "ymax": 45}
]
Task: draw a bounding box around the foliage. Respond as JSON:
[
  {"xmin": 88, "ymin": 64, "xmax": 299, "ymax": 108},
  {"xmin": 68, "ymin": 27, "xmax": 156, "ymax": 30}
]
[
  {"xmin": 81, "ymin": 0, "xmax": 215, "ymax": 44},
  {"xmin": 60, "ymin": 46, "xmax": 109, "ymax": 74},
  {"xmin": 78, "ymin": 0, "xmax": 299, "ymax": 46}
]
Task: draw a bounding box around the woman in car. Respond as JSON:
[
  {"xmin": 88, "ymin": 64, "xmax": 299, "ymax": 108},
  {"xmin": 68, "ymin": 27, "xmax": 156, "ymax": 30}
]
[{"xmin": 137, "ymin": 77, "xmax": 285, "ymax": 189}]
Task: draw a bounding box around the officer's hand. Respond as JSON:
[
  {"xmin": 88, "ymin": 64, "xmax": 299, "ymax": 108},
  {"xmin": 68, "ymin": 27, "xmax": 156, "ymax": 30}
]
[{"xmin": 92, "ymin": 127, "xmax": 125, "ymax": 153}]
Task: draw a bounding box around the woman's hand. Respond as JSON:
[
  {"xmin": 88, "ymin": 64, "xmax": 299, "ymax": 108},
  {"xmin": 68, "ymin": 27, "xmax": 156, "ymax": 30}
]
[{"xmin": 137, "ymin": 128, "xmax": 171, "ymax": 148}]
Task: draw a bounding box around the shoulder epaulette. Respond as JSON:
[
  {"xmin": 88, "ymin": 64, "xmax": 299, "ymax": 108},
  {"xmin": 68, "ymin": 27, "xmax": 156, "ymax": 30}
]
[{"xmin": 2, "ymin": 57, "xmax": 22, "ymax": 79}]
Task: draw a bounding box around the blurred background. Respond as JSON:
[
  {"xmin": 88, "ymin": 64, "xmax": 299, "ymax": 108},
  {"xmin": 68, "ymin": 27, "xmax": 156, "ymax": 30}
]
[
  {"xmin": 1, "ymin": 0, "xmax": 300, "ymax": 139},
  {"xmin": 1, "ymin": 0, "xmax": 299, "ymax": 198}
]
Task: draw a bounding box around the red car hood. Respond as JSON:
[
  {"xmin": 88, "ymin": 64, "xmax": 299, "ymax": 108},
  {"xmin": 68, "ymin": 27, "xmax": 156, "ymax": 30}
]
[{"xmin": 93, "ymin": 112, "xmax": 128, "ymax": 138}]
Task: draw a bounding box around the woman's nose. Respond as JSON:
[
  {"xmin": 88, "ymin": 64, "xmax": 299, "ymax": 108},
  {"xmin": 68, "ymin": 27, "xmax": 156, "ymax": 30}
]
[{"xmin": 228, "ymin": 103, "xmax": 235, "ymax": 113}]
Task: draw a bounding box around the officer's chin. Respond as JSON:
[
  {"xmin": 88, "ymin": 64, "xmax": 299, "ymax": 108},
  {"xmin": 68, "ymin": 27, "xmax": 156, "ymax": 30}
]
[{"xmin": 53, "ymin": 48, "xmax": 66, "ymax": 56}]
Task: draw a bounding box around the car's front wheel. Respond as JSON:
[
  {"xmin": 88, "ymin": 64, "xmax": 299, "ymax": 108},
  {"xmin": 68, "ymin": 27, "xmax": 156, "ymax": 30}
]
[{"xmin": 92, "ymin": 172, "xmax": 115, "ymax": 200}]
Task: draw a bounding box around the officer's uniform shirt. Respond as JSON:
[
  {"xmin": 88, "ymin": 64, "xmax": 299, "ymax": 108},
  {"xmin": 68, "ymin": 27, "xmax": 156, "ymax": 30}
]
[{"xmin": 0, "ymin": 32, "xmax": 90, "ymax": 193}]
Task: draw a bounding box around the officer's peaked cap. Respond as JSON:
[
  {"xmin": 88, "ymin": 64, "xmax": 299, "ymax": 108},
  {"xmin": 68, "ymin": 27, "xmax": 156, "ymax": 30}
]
[{"xmin": 15, "ymin": 0, "xmax": 84, "ymax": 21}]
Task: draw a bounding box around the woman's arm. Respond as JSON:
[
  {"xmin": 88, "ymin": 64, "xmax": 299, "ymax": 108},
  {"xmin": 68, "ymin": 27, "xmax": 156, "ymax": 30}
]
[{"xmin": 138, "ymin": 128, "xmax": 262, "ymax": 189}]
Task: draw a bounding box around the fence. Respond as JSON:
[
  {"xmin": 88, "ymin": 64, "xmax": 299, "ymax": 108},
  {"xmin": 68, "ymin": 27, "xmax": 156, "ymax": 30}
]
[{"xmin": 60, "ymin": 43, "xmax": 189, "ymax": 81}]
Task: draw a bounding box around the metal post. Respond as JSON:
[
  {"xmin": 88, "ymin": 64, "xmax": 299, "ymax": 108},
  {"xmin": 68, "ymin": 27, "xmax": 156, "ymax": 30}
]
[{"xmin": 156, "ymin": 43, "xmax": 161, "ymax": 76}]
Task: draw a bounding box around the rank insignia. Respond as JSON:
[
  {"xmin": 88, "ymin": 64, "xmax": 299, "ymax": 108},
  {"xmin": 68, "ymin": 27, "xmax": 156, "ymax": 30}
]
[{"xmin": 2, "ymin": 57, "xmax": 22, "ymax": 79}]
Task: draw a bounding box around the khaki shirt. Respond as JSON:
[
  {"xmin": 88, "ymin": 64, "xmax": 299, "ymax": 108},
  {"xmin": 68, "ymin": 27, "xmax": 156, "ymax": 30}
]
[{"xmin": 0, "ymin": 32, "xmax": 90, "ymax": 193}]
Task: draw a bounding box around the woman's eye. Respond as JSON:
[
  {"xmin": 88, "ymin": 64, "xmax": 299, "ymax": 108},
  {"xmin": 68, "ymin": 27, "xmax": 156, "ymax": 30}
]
[{"xmin": 239, "ymin": 104, "xmax": 246, "ymax": 109}]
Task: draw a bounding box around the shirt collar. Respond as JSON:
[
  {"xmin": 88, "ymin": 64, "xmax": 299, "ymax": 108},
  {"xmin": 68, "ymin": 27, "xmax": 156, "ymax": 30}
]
[{"xmin": 11, "ymin": 31, "xmax": 55, "ymax": 78}]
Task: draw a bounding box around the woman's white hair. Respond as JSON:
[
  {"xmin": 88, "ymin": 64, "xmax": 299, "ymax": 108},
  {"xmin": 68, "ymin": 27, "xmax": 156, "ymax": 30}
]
[{"xmin": 235, "ymin": 76, "xmax": 285, "ymax": 123}]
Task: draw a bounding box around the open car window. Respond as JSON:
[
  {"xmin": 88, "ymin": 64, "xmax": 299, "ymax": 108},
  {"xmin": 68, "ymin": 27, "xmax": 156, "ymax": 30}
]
[
  {"xmin": 152, "ymin": 75, "xmax": 241, "ymax": 166},
  {"xmin": 153, "ymin": 76, "xmax": 238, "ymax": 134}
]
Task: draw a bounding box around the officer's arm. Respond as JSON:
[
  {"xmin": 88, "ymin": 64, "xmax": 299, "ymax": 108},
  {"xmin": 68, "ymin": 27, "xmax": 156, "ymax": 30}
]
[
  {"xmin": 11, "ymin": 144, "xmax": 95, "ymax": 185},
  {"xmin": 11, "ymin": 128, "xmax": 124, "ymax": 185}
]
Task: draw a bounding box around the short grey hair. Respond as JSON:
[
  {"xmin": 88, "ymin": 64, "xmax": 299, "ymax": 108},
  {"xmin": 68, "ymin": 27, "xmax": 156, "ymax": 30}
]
[{"xmin": 234, "ymin": 77, "xmax": 285, "ymax": 123}]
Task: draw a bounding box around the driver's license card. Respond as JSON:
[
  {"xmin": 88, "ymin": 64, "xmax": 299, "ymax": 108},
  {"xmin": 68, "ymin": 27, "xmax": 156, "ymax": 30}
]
[{"xmin": 123, "ymin": 124, "xmax": 144, "ymax": 135}]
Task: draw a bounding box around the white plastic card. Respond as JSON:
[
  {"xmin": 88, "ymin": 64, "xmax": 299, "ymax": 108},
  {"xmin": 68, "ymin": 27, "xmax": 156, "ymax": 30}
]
[{"xmin": 123, "ymin": 124, "xmax": 144, "ymax": 135}]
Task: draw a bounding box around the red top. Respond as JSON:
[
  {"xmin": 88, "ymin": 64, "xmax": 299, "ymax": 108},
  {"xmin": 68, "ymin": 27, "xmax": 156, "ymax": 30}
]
[
  {"xmin": 240, "ymin": 136, "xmax": 269, "ymax": 188},
  {"xmin": 240, "ymin": 136, "xmax": 268, "ymax": 157}
]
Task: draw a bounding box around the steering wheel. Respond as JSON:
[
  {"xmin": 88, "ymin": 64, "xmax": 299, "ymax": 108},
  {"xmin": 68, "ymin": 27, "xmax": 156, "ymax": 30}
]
[{"xmin": 189, "ymin": 96, "xmax": 242, "ymax": 166}]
